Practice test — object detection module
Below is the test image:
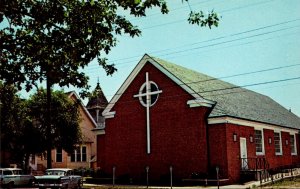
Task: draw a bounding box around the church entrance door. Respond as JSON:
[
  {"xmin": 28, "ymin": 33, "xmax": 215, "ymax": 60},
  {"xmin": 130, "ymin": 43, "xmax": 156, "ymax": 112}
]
[{"xmin": 240, "ymin": 137, "xmax": 248, "ymax": 170}]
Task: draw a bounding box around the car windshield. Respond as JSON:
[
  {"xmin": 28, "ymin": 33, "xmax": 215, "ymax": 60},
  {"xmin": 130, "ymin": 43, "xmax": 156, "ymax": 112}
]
[
  {"xmin": 12, "ymin": 170, "xmax": 22, "ymax": 175},
  {"xmin": 3, "ymin": 170, "xmax": 12, "ymax": 175},
  {"xmin": 45, "ymin": 170, "xmax": 66, "ymax": 176}
]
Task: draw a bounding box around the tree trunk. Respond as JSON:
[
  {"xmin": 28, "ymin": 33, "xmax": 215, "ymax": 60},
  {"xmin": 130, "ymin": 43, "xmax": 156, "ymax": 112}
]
[
  {"xmin": 24, "ymin": 153, "xmax": 30, "ymax": 174},
  {"xmin": 46, "ymin": 77, "xmax": 52, "ymax": 169}
]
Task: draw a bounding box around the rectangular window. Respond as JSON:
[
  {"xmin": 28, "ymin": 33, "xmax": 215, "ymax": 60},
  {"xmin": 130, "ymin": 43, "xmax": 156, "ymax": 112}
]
[
  {"xmin": 71, "ymin": 151, "xmax": 76, "ymax": 162},
  {"xmin": 30, "ymin": 154, "xmax": 35, "ymax": 164},
  {"xmin": 71, "ymin": 146, "xmax": 86, "ymax": 162},
  {"xmin": 56, "ymin": 148, "xmax": 62, "ymax": 162},
  {"xmin": 255, "ymin": 130, "xmax": 264, "ymax": 155},
  {"xmin": 82, "ymin": 146, "xmax": 87, "ymax": 162},
  {"xmin": 274, "ymin": 132, "xmax": 282, "ymax": 155},
  {"xmin": 290, "ymin": 134, "xmax": 297, "ymax": 155},
  {"xmin": 76, "ymin": 149, "xmax": 81, "ymax": 162},
  {"xmin": 71, "ymin": 147, "xmax": 79, "ymax": 162}
]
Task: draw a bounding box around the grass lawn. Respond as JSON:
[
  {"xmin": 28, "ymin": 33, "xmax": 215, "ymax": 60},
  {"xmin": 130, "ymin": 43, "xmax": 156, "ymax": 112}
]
[{"xmin": 261, "ymin": 177, "xmax": 300, "ymax": 188}]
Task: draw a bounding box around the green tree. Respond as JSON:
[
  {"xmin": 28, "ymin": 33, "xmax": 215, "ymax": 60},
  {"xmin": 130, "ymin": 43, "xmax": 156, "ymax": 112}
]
[
  {"xmin": 0, "ymin": 85, "xmax": 80, "ymax": 171},
  {"xmin": 0, "ymin": 0, "xmax": 219, "ymax": 167},
  {"xmin": 25, "ymin": 89, "xmax": 82, "ymax": 159},
  {"xmin": 0, "ymin": 0, "xmax": 219, "ymax": 94},
  {"xmin": 0, "ymin": 83, "xmax": 41, "ymax": 171},
  {"xmin": 0, "ymin": 82, "xmax": 25, "ymax": 167}
]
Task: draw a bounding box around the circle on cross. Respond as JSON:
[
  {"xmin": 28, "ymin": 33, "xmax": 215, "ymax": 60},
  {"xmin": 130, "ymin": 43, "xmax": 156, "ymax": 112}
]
[{"xmin": 138, "ymin": 81, "xmax": 160, "ymax": 107}]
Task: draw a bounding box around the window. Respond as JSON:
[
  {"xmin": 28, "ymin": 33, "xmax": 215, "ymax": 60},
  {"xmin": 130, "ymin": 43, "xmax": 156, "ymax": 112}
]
[
  {"xmin": 290, "ymin": 134, "xmax": 297, "ymax": 155},
  {"xmin": 71, "ymin": 146, "xmax": 87, "ymax": 162},
  {"xmin": 56, "ymin": 148, "xmax": 62, "ymax": 162},
  {"xmin": 274, "ymin": 132, "xmax": 282, "ymax": 155},
  {"xmin": 30, "ymin": 154, "xmax": 36, "ymax": 164},
  {"xmin": 3, "ymin": 170, "xmax": 12, "ymax": 175},
  {"xmin": 255, "ymin": 129, "xmax": 264, "ymax": 155},
  {"xmin": 82, "ymin": 146, "xmax": 87, "ymax": 162}
]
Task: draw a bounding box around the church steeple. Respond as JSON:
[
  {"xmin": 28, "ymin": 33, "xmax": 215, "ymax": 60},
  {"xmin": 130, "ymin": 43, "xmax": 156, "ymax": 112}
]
[{"xmin": 86, "ymin": 80, "xmax": 108, "ymax": 129}]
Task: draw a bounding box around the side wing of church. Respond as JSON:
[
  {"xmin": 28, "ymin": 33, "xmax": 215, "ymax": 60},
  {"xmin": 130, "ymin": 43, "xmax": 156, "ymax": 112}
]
[{"xmin": 96, "ymin": 54, "xmax": 300, "ymax": 184}]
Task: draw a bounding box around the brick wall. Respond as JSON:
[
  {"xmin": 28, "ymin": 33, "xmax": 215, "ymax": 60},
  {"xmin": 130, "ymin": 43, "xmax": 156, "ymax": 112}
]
[
  {"xmin": 97, "ymin": 61, "xmax": 300, "ymax": 184},
  {"xmin": 98, "ymin": 62, "xmax": 211, "ymax": 182},
  {"xmin": 209, "ymin": 123, "xmax": 300, "ymax": 183}
]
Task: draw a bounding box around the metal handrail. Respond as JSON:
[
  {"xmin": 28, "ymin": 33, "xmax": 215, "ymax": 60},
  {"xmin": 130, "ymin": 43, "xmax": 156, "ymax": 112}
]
[{"xmin": 240, "ymin": 157, "xmax": 269, "ymax": 171}]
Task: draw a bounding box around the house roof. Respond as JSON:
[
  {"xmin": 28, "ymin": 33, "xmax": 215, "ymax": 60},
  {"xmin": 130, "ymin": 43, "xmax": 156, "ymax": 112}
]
[
  {"xmin": 103, "ymin": 54, "xmax": 300, "ymax": 130},
  {"xmin": 153, "ymin": 56, "xmax": 300, "ymax": 129},
  {"xmin": 86, "ymin": 81, "xmax": 108, "ymax": 111},
  {"xmin": 66, "ymin": 91, "xmax": 98, "ymax": 128}
]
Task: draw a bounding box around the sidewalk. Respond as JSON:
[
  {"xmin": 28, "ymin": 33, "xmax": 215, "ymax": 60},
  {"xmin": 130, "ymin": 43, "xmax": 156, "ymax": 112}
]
[{"xmin": 83, "ymin": 181, "xmax": 261, "ymax": 189}]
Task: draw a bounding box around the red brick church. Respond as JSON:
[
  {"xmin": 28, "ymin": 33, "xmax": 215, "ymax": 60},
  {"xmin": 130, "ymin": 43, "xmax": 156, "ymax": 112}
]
[{"xmin": 95, "ymin": 54, "xmax": 300, "ymax": 184}]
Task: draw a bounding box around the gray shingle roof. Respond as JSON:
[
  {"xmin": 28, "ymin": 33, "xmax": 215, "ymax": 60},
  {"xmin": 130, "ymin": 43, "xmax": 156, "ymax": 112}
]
[{"xmin": 152, "ymin": 56, "xmax": 300, "ymax": 129}]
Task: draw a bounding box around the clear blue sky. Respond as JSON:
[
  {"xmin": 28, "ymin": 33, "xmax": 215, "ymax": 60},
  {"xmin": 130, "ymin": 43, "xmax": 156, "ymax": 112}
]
[{"xmin": 80, "ymin": 0, "xmax": 300, "ymax": 116}]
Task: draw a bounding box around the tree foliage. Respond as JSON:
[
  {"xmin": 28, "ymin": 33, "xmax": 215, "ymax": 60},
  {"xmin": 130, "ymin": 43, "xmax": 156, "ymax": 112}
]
[
  {"xmin": 0, "ymin": 0, "xmax": 219, "ymax": 97},
  {"xmin": 0, "ymin": 84, "xmax": 81, "ymax": 167},
  {"xmin": 26, "ymin": 89, "xmax": 82, "ymax": 154},
  {"xmin": 0, "ymin": 83, "xmax": 42, "ymax": 168},
  {"xmin": 0, "ymin": 82, "xmax": 25, "ymax": 166}
]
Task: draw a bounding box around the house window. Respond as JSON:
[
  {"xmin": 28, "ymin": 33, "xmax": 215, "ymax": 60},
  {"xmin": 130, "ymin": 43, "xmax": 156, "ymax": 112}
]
[
  {"xmin": 82, "ymin": 146, "xmax": 87, "ymax": 162},
  {"xmin": 30, "ymin": 154, "xmax": 36, "ymax": 164},
  {"xmin": 56, "ymin": 148, "xmax": 62, "ymax": 162},
  {"xmin": 290, "ymin": 134, "xmax": 297, "ymax": 155},
  {"xmin": 71, "ymin": 146, "xmax": 87, "ymax": 162},
  {"xmin": 274, "ymin": 132, "xmax": 282, "ymax": 155},
  {"xmin": 255, "ymin": 129, "xmax": 264, "ymax": 155}
]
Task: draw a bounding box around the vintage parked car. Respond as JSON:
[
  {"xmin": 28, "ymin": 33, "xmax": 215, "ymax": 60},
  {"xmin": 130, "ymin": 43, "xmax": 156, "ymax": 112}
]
[
  {"xmin": 0, "ymin": 168, "xmax": 35, "ymax": 188},
  {"xmin": 34, "ymin": 168, "xmax": 83, "ymax": 189}
]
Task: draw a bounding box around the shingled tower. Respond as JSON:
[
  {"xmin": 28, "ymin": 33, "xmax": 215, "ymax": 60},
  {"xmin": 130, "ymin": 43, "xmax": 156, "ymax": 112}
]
[{"xmin": 86, "ymin": 81, "xmax": 108, "ymax": 129}]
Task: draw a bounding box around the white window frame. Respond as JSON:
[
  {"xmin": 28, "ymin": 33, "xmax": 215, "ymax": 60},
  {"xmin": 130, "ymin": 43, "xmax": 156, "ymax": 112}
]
[
  {"xmin": 290, "ymin": 133, "xmax": 297, "ymax": 155},
  {"xmin": 71, "ymin": 145, "xmax": 87, "ymax": 162},
  {"xmin": 255, "ymin": 129, "xmax": 265, "ymax": 155},
  {"xmin": 274, "ymin": 131, "xmax": 282, "ymax": 155}
]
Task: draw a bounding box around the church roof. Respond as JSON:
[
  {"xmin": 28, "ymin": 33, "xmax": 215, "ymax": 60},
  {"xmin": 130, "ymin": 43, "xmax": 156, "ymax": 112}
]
[
  {"xmin": 86, "ymin": 82, "xmax": 108, "ymax": 110},
  {"xmin": 103, "ymin": 54, "xmax": 300, "ymax": 130},
  {"xmin": 153, "ymin": 56, "xmax": 300, "ymax": 129}
]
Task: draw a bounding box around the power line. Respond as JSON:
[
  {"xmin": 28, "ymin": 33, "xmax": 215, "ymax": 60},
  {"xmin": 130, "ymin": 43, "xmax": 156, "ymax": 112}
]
[
  {"xmin": 85, "ymin": 29, "xmax": 300, "ymax": 77},
  {"xmin": 130, "ymin": 0, "xmax": 215, "ymax": 21},
  {"xmin": 199, "ymin": 77, "xmax": 300, "ymax": 95},
  {"xmin": 84, "ymin": 26, "xmax": 299, "ymax": 77},
  {"xmin": 140, "ymin": 0, "xmax": 276, "ymax": 30},
  {"xmin": 88, "ymin": 57, "xmax": 300, "ymax": 99},
  {"xmin": 84, "ymin": 18, "xmax": 300, "ymax": 70},
  {"xmin": 83, "ymin": 0, "xmax": 288, "ymax": 69},
  {"xmin": 145, "ymin": 25, "xmax": 300, "ymax": 59},
  {"xmin": 103, "ymin": 75, "xmax": 300, "ymax": 106}
]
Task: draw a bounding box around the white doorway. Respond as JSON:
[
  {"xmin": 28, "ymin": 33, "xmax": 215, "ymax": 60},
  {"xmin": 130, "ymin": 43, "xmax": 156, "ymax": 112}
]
[{"xmin": 240, "ymin": 137, "xmax": 248, "ymax": 170}]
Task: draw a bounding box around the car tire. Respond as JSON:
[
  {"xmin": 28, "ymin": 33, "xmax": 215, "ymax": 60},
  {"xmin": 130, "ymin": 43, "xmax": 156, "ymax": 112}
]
[
  {"xmin": 76, "ymin": 181, "xmax": 82, "ymax": 189},
  {"xmin": 28, "ymin": 179, "xmax": 34, "ymax": 186},
  {"xmin": 7, "ymin": 181, "xmax": 14, "ymax": 189}
]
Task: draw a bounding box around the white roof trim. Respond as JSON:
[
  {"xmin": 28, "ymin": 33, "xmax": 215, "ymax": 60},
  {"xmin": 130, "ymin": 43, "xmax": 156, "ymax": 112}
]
[
  {"xmin": 67, "ymin": 91, "xmax": 98, "ymax": 128},
  {"xmin": 187, "ymin": 98, "xmax": 214, "ymax": 108},
  {"xmin": 208, "ymin": 116, "xmax": 299, "ymax": 134},
  {"xmin": 102, "ymin": 54, "xmax": 214, "ymax": 117},
  {"xmin": 92, "ymin": 128, "xmax": 106, "ymax": 135},
  {"xmin": 103, "ymin": 111, "xmax": 116, "ymax": 119}
]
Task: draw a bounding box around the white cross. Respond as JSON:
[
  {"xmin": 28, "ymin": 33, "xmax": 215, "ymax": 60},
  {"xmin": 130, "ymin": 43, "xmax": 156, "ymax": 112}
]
[{"xmin": 133, "ymin": 72, "xmax": 162, "ymax": 154}]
